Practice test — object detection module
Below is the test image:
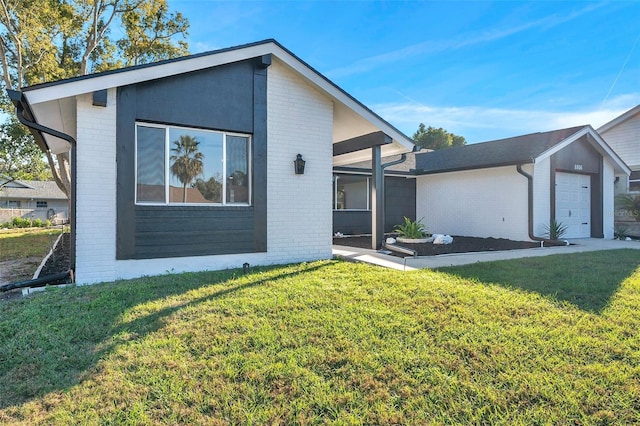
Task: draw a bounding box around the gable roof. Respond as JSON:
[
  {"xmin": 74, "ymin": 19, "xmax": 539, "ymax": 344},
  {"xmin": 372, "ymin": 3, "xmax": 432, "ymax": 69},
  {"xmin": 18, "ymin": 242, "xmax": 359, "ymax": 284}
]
[
  {"xmin": 598, "ymin": 104, "xmax": 640, "ymax": 134},
  {"xmin": 335, "ymin": 125, "xmax": 630, "ymax": 176},
  {"xmin": 0, "ymin": 180, "xmax": 67, "ymax": 200},
  {"xmin": 16, "ymin": 39, "xmax": 414, "ymax": 163},
  {"xmin": 414, "ymin": 126, "xmax": 585, "ymax": 174}
]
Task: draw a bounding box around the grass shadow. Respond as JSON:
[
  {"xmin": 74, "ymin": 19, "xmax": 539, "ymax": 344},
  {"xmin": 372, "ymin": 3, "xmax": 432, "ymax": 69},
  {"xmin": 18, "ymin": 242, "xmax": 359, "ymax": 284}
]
[
  {"xmin": 436, "ymin": 250, "xmax": 640, "ymax": 313},
  {"xmin": 0, "ymin": 261, "xmax": 332, "ymax": 409}
]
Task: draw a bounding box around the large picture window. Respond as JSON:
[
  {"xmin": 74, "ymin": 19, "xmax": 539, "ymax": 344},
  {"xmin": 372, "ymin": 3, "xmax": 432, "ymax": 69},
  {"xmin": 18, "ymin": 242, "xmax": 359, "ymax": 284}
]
[
  {"xmin": 136, "ymin": 123, "xmax": 251, "ymax": 205},
  {"xmin": 333, "ymin": 175, "xmax": 370, "ymax": 210}
]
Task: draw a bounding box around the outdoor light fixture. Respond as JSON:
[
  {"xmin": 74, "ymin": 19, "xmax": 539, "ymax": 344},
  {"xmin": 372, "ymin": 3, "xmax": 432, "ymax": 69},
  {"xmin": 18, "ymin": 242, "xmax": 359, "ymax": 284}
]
[{"xmin": 294, "ymin": 153, "xmax": 306, "ymax": 175}]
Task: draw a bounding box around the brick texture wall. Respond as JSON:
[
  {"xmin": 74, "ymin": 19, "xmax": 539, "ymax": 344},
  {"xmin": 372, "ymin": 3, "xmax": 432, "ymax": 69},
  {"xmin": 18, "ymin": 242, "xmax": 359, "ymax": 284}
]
[
  {"xmin": 266, "ymin": 58, "xmax": 334, "ymax": 263},
  {"xmin": 75, "ymin": 89, "xmax": 118, "ymax": 284},
  {"xmin": 416, "ymin": 165, "xmax": 530, "ymax": 241}
]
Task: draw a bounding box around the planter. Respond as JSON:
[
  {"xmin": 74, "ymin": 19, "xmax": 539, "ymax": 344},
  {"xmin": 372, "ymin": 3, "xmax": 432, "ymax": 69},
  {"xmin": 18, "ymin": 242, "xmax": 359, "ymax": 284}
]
[{"xmin": 397, "ymin": 237, "xmax": 431, "ymax": 244}]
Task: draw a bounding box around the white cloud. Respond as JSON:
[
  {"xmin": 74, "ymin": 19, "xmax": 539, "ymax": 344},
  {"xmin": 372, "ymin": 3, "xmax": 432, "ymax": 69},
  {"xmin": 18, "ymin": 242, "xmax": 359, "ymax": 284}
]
[
  {"xmin": 372, "ymin": 93, "xmax": 640, "ymax": 143},
  {"xmin": 191, "ymin": 41, "xmax": 222, "ymax": 54},
  {"xmin": 327, "ymin": 2, "xmax": 606, "ymax": 78}
]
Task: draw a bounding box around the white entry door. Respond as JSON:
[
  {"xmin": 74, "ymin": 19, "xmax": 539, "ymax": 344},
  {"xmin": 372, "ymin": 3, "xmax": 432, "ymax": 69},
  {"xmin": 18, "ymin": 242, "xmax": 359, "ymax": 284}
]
[{"xmin": 555, "ymin": 172, "xmax": 591, "ymax": 238}]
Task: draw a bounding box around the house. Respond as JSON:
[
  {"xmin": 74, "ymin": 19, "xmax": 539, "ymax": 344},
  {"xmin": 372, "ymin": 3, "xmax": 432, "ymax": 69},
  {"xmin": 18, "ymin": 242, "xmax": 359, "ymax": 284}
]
[
  {"xmin": 0, "ymin": 180, "xmax": 68, "ymax": 223},
  {"xmin": 7, "ymin": 39, "xmax": 414, "ymax": 284},
  {"xmin": 597, "ymin": 104, "xmax": 640, "ymax": 193},
  {"xmin": 335, "ymin": 126, "xmax": 629, "ymax": 241}
]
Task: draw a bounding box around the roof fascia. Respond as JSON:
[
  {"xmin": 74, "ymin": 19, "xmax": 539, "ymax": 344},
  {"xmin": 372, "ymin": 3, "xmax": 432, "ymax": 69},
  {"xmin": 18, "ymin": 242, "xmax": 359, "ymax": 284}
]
[
  {"xmin": 587, "ymin": 127, "xmax": 631, "ymax": 175},
  {"xmin": 597, "ymin": 104, "xmax": 640, "ymax": 133},
  {"xmin": 23, "ymin": 42, "xmax": 275, "ymax": 105},
  {"xmin": 333, "ymin": 167, "xmax": 415, "ymax": 177},
  {"xmin": 270, "ymin": 45, "xmax": 415, "ymax": 151},
  {"xmin": 536, "ymin": 126, "xmax": 631, "ymax": 175},
  {"xmin": 534, "ymin": 126, "xmax": 590, "ymax": 162},
  {"xmin": 414, "ymin": 160, "xmax": 533, "ymax": 176},
  {"xmin": 22, "ymin": 39, "xmax": 415, "ymax": 153}
]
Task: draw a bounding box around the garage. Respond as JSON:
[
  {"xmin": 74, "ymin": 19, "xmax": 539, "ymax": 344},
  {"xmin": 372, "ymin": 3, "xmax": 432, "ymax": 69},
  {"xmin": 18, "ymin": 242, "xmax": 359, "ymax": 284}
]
[
  {"xmin": 412, "ymin": 125, "xmax": 630, "ymax": 241},
  {"xmin": 555, "ymin": 172, "xmax": 591, "ymax": 238}
]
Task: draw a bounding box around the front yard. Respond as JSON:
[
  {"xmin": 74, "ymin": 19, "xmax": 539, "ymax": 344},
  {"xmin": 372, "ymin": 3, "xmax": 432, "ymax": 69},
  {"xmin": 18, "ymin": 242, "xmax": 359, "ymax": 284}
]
[{"xmin": 1, "ymin": 251, "xmax": 639, "ymax": 424}]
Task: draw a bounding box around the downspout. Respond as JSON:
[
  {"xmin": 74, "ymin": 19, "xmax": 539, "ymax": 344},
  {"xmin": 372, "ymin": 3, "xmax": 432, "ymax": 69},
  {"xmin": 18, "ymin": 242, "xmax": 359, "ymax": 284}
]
[
  {"xmin": 379, "ymin": 153, "xmax": 407, "ymax": 244},
  {"xmin": 7, "ymin": 89, "xmax": 77, "ymax": 276},
  {"xmin": 379, "ymin": 152, "xmax": 419, "ymax": 256},
  {"xmin": 516, "ymin": 164, "xmax": 569, "ymax": 246}
]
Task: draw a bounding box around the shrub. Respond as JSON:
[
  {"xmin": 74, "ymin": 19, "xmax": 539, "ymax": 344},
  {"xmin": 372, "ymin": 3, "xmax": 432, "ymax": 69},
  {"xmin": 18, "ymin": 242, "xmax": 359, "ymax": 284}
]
[
  {"xmin": 616, "ymin": 193, "xmax": 640, "ymax": 222},
  {"xmin": 543, "ymin": 219, "xmax": 569, "ymax": 240},
  {"xmin": 33, "ymin": 218, "xmax": 43, "ymax": 228},
  {"xmin": 394, "ymin": 217, "xmax": 427, "ymax": 239},
  {"xmin": 614, "ymin": 224, "xmax": 629, "ymax": 240},
  {"xmin": 12, "ymin": 217, "xmax": 31, "ymax": 228}
]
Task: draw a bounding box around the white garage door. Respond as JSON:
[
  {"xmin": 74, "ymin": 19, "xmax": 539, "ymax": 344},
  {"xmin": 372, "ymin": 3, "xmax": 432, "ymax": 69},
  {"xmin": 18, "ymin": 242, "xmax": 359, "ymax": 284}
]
[{"xmin": 555, "ymin": 172, "xmax": 591, "ymax": 238}]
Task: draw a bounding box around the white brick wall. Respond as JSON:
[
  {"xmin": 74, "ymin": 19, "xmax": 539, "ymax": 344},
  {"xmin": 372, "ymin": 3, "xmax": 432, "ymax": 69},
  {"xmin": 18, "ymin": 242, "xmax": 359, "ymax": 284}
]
[
  {"xmin": 266, "ymin": 58, "xmax": 334, "ymax": 263},
  {"xmin": 75, "ymin": 89, "xmax": 118, "ymax": 284},
  {"xmin": 416, "ymin": 166, "xmax": 530, "ymax": 241}
]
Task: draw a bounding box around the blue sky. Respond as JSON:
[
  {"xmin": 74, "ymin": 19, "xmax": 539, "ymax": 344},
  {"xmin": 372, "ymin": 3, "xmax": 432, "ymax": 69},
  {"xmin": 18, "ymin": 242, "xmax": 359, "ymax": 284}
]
[{"xmin": 170, "ymin": 0, "xmax": 639, "ymax": 143}]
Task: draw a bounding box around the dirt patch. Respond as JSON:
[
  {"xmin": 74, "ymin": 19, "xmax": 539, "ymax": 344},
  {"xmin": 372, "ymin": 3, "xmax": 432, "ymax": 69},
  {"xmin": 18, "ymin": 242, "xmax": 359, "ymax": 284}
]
[
  {"xmin": 0, "ymin": 258, "xmax": 41, "ymax": 302},
  {"xmin": 0, "ymin": 257, "xmax": 41, "ymax": 284},
  {"xmin": 1, "ymin": 233, "xmax": 72, "ymax": 302},
  {"xmin": 333, "ymin": 235, "xmax": 561, "ymax": 257}
]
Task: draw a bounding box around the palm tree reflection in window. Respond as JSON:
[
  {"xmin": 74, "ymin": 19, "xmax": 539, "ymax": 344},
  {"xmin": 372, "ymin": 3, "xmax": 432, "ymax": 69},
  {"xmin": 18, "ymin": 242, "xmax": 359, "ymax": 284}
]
[{"xmin": 170, "ymin": 134, "xmax": 204, "ymax": 203}]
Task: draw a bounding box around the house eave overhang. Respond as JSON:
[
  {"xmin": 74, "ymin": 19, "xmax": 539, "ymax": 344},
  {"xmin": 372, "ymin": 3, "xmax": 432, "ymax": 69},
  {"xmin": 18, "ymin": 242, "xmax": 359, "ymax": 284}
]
[
  {"xmin": 7, "ymin": 90, "xmax": 51, "ymax": 153},
  {"xmin": 19, "ymin": 39, "xmax": 414, "ymax": 163},
  {"xmin": 414, "ymin": 159, "xmax": 535, "ymax": 176},
  {"xmin": 535, "ymin": 125, "xmax": 630, "ymax": 175},
  {"xmin": 597, "ymin": 104, "xmax": 640, "ymax": 134},
  {"xmin": 333, "ymin": 166, "xmax": 415, "ymax": 177}
]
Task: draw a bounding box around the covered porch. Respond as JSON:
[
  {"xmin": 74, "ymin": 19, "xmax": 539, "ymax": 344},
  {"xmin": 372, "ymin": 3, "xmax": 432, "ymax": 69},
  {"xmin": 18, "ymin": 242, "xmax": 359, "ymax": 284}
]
[{"xmin": 331, "ymin": 101, "xmax": 414, "ymax": 249}]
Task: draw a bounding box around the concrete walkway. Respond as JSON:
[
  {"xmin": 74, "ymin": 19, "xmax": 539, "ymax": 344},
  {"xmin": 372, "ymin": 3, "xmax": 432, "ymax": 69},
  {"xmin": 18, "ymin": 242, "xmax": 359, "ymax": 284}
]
[{"xmin": 333, "ymin": 238, "xmax": 640, "ymax": 271}]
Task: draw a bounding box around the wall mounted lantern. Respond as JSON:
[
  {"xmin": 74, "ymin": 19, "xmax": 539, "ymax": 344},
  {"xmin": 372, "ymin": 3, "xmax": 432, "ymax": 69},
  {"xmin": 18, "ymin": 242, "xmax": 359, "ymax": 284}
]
[{"xmin": 294, "ymin": 153, "xmax": 306, "ymax": 175}]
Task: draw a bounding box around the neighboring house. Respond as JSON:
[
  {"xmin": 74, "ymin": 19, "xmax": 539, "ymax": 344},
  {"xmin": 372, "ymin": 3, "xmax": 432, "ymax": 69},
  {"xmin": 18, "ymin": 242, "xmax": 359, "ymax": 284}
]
[
  {"xmin": 597, "ymin": 105, "xmax": 640, "ymax": 193},
  {"xmin": 0, "ymin": 180, "xmax": 68, "ymax": 223},
  {"xmin": 7, "ymin": 39, "xmax": 414, "ymax": 284},
  {"xmin": 335, "ymin": 126, "xmax": 629, "ymax": 240}
]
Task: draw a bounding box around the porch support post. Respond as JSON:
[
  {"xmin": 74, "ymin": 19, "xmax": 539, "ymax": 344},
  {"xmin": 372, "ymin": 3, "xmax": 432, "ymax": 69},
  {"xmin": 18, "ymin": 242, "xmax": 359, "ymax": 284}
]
[{"xmin": 371, "ymin": 145, "xmax": 383, "ymax": 250}]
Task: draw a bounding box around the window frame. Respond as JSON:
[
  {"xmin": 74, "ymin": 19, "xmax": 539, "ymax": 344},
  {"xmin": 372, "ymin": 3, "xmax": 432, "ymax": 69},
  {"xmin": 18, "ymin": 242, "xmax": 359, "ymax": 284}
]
[
  {"xmin": 36, "ymin": 201, "xmax": 48, "ymax": 208},
  {"xmin": 333, "ymin": 174, "xmax": 371, "ymax": 211},
  {"xmin": 134, "ymin": 122, "xmax": 252, "ymax": 207}
]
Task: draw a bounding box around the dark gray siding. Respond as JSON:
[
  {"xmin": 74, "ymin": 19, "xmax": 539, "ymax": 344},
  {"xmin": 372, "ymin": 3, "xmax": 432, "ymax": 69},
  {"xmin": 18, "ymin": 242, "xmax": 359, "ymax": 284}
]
[
  {"xmin": 384, "ymin": 177, "xmax": 416, "ymax": 233},
  {"xmin": 116, "ymin": 58, "xmax": 268, "ymax": 260},
  {"xmin": 333, "ymin": 176, "xmax": 416, "ymax": 235}
]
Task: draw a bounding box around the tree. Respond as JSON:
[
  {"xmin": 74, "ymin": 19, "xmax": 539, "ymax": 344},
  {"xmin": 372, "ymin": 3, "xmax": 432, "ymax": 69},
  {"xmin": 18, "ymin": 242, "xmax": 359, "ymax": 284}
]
[
  {"xmin": 170, "ymin": 135, "xmax": 204, "ymax": 203},
  {"xmin": 0, "ymin": 0, "xmax": 189, "ymax": 197},
  {"xmin": 194, "ymin": 175, "xmax": 222, "ymax": 203},
  {"xmin": 412, "ymin": 123, "xmax": 467, "ymax": 150},
  {"xmin": 0, "ymin": 117, "xmax": 52, "ymax": 184}
]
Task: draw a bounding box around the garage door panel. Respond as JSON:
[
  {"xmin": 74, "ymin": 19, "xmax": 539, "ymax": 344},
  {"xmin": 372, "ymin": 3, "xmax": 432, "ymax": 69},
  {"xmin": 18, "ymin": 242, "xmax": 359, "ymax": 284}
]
[{"xmin": 555, "ymin": 172, "xmax": 590, "ymax": 238}]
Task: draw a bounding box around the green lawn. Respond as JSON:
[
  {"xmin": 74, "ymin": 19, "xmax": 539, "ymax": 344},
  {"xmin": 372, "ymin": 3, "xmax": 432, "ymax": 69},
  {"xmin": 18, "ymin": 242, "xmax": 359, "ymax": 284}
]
[
  {"xmin": 0, "ymin": 228, "xmax": 62, "ymax": 262},
  {"xmin": 1, "ymin": 251, "xmax": 640, "ymax": 424}
]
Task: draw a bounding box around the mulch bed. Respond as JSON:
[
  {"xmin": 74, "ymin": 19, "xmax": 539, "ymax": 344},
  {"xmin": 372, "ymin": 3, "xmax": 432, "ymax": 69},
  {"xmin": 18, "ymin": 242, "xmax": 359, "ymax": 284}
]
[
  {"xmin": 333, "ymin": 235, "xmax": 562, "ymax": 257},
  {"xmin": 38, "ymin": 232, "xmax": 72, "ymax": 284}
]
